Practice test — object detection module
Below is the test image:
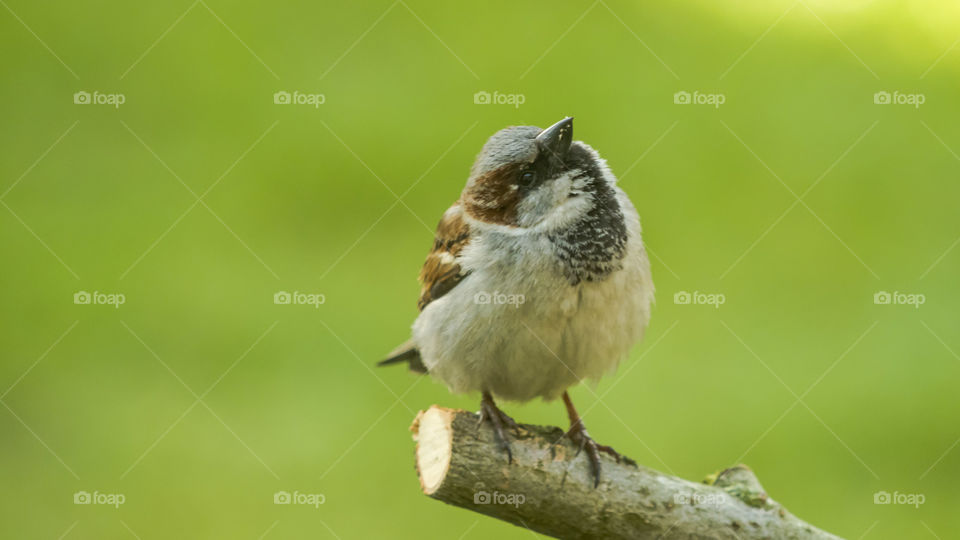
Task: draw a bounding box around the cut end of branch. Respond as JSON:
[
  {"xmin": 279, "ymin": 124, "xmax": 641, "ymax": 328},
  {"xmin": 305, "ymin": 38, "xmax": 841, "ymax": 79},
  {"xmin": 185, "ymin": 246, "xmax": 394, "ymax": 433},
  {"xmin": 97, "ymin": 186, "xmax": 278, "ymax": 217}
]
[{"xmin": 411, "ymin": 406, "xmax": 455, "ymax": 496}]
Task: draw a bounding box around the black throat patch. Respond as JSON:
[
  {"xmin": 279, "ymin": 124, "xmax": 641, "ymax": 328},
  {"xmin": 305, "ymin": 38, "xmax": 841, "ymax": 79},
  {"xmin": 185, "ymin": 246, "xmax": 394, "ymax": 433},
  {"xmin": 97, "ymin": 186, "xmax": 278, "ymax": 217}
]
[{"xmin": 548, "ymin": 152, "xmax": 628, "ymax": 285}]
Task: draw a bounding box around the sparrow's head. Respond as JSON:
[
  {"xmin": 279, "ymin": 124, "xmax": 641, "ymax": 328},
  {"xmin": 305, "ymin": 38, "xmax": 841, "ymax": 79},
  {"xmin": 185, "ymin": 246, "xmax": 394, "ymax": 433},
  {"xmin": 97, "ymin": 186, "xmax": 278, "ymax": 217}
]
[{"xmin": 461, "ymin": 117, "xmax": 616, "ymax": 230}]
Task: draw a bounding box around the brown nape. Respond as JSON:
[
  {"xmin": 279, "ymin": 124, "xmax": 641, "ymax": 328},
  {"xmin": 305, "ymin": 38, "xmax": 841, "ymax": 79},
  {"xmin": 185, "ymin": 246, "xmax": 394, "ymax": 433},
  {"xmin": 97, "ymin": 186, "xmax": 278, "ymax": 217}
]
[
  {"xmin": 417, "ymin": 204, "xmax": 471, "ymax": 311},
  {"xmin": 461, "ymin": 162, "xmax": 523, "ymax": 226}
]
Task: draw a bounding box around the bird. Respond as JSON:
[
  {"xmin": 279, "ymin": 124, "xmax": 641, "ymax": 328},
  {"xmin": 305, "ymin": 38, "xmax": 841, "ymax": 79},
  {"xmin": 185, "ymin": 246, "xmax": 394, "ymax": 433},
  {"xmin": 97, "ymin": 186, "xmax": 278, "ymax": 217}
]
[{"xmin": 379, "ymin": 117, "xmax": 654, "ymax": 486}]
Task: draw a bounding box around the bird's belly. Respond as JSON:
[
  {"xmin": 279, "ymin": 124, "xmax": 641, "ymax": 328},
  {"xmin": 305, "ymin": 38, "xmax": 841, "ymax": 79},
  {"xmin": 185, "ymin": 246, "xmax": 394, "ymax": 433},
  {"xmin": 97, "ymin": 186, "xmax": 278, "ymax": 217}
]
[{"xmin": 412, "ymin": 252, "xmax": 651, "ymax": 402}]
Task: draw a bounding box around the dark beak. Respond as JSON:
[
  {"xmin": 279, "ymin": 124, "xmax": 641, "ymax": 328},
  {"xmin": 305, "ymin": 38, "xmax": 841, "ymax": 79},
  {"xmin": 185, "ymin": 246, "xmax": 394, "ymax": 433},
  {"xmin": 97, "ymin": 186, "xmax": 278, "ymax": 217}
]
[{"xmin": 535, "ymin": 117, "xmax": 573, "ymax": 160}]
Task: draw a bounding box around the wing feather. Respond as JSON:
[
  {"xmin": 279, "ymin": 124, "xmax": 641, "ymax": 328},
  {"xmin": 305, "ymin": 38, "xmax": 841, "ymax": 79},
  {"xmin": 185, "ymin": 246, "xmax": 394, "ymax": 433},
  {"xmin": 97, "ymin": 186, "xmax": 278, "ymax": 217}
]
[{"xmin": 418, "ymin": 203, "xmax": 471, "ymax": 310}]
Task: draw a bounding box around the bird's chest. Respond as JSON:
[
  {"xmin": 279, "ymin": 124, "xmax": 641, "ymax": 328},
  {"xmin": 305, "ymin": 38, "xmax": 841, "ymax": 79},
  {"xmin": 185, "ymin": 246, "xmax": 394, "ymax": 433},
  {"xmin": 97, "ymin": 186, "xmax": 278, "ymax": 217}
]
[
  {"xmin": 417, "ymin": 217, "xmax": 649, "ymax": 401},
  {"xmin": 465, "ymin": 224, "xmax": 626, "ymax": 320},
  {"xmin": 473, "ymin": 194, "xmax": 628, "ymax": 282},
  {"xmin": 455, "ymin": 234, "xmax": 641, "ymax": 400}
]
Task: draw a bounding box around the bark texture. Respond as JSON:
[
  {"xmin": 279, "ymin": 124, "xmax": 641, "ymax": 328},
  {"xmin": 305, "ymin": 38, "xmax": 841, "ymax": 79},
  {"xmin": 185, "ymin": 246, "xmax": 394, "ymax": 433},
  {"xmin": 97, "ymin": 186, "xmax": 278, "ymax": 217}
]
[{"xmin": 411, "ymin": 406, "xmax": 842, "ymax": 540}]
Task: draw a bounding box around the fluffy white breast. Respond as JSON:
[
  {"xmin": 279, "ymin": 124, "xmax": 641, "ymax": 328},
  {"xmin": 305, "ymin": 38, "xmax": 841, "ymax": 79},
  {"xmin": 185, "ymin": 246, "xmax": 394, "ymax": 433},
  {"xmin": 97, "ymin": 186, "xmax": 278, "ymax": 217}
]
[{"xmin": 412, "ymin": 186, "xmax": 653, "ymax": 402}]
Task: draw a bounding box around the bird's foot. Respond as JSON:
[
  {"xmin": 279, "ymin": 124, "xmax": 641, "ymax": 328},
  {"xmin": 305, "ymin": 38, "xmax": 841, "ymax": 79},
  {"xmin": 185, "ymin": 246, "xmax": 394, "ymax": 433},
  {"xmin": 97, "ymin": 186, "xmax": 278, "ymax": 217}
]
[
  {"xmin": 561, "ymin": 391, "xmax": 635, "ymax": 487},
  {"xmin": 478, "ymin": 391, "xmax": 517, "ymax": 463},
  {"xmin": 565, "ymin": 420, "xmax": 635, "ymax": 487}
]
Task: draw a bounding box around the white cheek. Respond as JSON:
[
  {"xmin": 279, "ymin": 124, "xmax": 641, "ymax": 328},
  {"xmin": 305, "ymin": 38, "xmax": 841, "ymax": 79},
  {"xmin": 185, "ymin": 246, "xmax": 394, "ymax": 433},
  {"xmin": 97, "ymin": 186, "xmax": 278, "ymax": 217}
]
[
  {"xmin": 515, "ymin": 169, "xmax": 588, "ymax": 229},
  {"xmin": 517, "ymin": 192, "xmax": 552, "ymax": 227},
  {"xmin": 534, "ymin": 195, "xmax": 592, "ymax": 232}
]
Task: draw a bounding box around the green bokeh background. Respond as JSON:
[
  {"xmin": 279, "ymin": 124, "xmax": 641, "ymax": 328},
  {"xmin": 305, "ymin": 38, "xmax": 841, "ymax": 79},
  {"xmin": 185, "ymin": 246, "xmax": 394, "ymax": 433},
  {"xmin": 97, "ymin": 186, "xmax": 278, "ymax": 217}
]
[{"xmin": 2, "ymin": 1, "xmax": 958, "ymax": 538}]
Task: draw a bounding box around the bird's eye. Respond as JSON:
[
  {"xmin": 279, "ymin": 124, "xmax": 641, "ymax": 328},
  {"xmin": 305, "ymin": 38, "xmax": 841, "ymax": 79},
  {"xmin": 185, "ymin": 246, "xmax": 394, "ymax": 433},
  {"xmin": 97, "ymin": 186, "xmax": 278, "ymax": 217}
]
[{"xmin": 519, "ymin": 170, "xmax": 536, "ymax": 186}]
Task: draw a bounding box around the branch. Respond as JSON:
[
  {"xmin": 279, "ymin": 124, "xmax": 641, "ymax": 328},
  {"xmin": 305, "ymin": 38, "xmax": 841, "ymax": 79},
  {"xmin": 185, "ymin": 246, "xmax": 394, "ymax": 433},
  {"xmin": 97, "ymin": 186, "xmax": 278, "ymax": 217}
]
[{"xmin": 411, "ymin": 406, "xmax": 843, "ymax": 540}]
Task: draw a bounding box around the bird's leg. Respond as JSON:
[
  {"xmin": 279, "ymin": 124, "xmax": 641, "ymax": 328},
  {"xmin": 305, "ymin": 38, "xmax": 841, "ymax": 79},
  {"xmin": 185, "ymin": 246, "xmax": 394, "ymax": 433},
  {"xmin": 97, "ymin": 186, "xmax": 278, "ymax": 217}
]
[
  {"xmin": 478, "ymin": 391, "xmax": 518, "ymax": 463},
  {"xmin": 562, "ymin": 391, "xmax": 634, "ymax": 487}
]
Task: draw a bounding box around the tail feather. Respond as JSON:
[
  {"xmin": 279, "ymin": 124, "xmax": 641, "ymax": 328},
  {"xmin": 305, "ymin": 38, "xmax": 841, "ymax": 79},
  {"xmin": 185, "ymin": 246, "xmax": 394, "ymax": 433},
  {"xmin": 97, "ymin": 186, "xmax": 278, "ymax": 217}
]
[{"xmin": 378, "ymin": 339, "xmax": 427, "ymax": 373}]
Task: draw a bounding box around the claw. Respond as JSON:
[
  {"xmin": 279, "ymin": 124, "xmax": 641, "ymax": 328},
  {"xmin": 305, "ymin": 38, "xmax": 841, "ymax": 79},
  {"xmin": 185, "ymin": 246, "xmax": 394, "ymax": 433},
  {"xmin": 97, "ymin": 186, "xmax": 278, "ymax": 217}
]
[
  {"xmin": 479, "ymin": 391, "xmax": 516, "ymax": 464},
  {"xmin": 562, "ymin": 392, "xmax": 633, "ymax": 487},
  {"xmin": 566, "ymin": 421, "xmax": 603, "ymax": 487}
]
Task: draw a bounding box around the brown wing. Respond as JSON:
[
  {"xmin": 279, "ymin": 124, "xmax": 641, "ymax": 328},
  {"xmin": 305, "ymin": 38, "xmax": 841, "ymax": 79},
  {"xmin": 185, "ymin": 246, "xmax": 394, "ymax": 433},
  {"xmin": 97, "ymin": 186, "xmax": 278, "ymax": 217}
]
[{"xmin": 418, "ymin": 203, "xmax": 471, "ymax": 310}]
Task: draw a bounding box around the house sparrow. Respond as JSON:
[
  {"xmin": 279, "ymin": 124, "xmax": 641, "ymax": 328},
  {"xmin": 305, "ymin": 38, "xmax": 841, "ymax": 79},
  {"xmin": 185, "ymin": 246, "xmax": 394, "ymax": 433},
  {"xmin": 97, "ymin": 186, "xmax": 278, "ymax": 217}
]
[{"xmin": 380, "ymin": 117, "xmax": 654, "ymax": 486}]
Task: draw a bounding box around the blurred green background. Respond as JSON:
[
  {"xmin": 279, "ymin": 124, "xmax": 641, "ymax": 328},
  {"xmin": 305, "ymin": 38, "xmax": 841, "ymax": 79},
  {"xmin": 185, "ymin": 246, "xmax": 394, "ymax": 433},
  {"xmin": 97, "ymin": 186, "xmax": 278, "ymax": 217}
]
[{"xmin": 1, "ymin": 0, "xmax": 958, "ymax": 538}]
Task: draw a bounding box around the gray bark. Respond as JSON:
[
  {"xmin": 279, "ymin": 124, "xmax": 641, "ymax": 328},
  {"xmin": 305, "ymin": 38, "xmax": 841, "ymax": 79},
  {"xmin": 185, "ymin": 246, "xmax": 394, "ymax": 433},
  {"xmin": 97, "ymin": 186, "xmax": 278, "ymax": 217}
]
[{"xmin": 411, "ymin": 406, "xmax": 842, "ymax": 540}]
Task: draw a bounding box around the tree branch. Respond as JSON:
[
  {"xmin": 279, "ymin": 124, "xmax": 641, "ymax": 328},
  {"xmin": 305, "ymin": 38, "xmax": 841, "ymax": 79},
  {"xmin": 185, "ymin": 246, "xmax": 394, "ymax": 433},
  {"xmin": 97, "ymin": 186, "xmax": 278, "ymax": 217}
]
[{"xmin": 411, "ymin": 406, "xmax": 843, "ymax": 539}]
